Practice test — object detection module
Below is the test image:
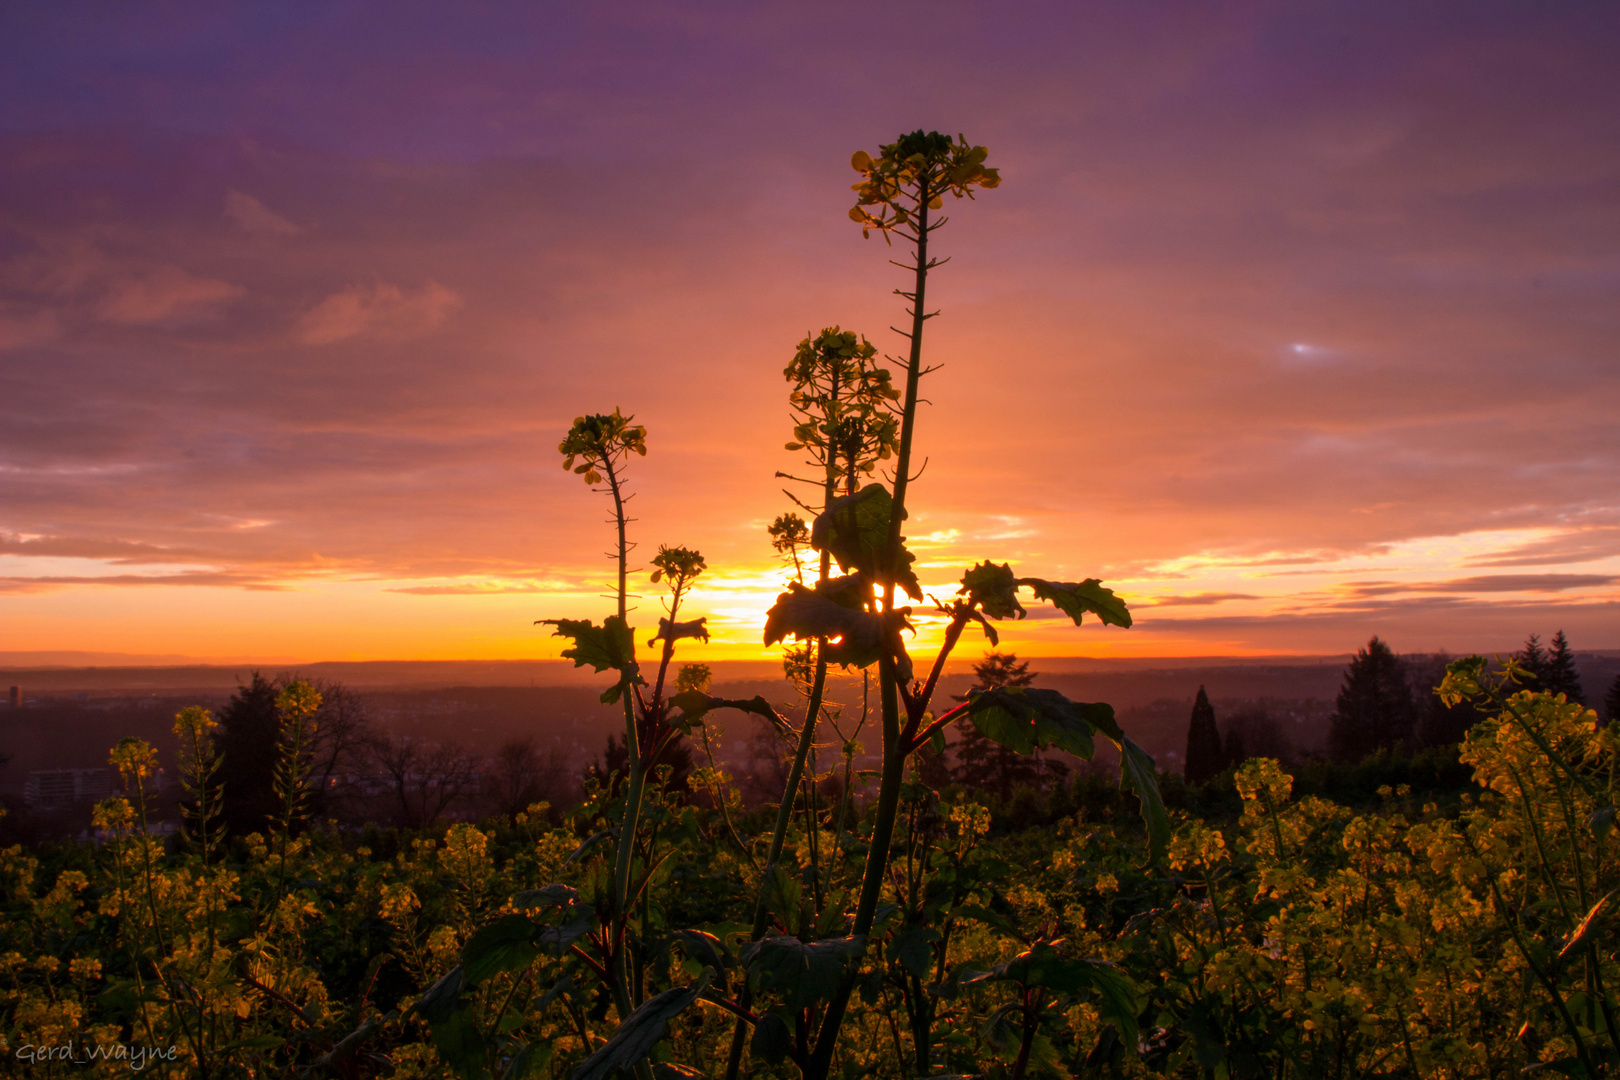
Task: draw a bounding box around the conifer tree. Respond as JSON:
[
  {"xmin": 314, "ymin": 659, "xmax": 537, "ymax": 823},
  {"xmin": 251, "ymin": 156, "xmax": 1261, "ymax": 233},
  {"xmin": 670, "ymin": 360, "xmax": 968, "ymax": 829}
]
[
  {"xmin": 1606, "ymin": 674, "xmax": 1620, "ymax": 725},
  {"xmin": 1516, "ymin": 632, "xmax": 1548, "ymax": 686},
  {"xmin": 1542, "ymin": 629, "xmax": 1584, "ymax": 703},
  {"xmin": 215, "ymin": 671, "xmax": 282, "ymax": 835},
  {"xmin": 951, "ymin": 652, "xmax": 1041, "ymax": 800},
  {"xmin": 1328, "ymin": 636, "xmax": 1416, "ymax": 762},
  {"xmin": 1183, "ymin": 685, "xmax": 1223, "ymax": 784}
]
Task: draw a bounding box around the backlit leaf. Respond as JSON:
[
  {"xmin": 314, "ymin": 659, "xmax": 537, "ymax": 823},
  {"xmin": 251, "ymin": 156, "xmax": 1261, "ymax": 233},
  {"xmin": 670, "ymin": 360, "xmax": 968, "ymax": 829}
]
[
  {"xmin": 1018, "ymin": 578, "xmax": 1132, "ymax": 629},
  {"xmin": 811, "ymin": 484, "xmax": 922, "ymax": 600},
  {"xmin": 536, "ymin": 616, "xmax": 640, "ymax": 703}
]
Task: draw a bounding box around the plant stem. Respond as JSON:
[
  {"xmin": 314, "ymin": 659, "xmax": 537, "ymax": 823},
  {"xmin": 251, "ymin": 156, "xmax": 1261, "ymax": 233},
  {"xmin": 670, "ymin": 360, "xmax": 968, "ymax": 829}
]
[
  {"xmin": 806, "ymin": 170, "xmax": 936, "ymax": 1080},
  {"xmin": 723, "ymin": 644, "xmax": 831, "ymax": 1080},
  {"xmin": 601, "ymin": 454, "xmax": 649, "ymax": 1071}
]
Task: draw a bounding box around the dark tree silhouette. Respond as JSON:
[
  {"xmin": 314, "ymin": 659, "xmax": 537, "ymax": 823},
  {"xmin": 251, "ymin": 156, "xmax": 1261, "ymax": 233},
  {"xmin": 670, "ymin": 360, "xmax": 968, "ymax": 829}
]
[
  {"xmin": 951, "ymin": 652, "xmax": 1045, "ymax": 800},
  {"xmin": 1183, "ymin": 686, "xmax": 1223, "ymax": 784},
  {"xmin": 1606, "ymin": 674, "xmax": 1620, "ymax": 726},
  {"xmin": 305, "ymin": 679, "xmax": 374, "ymax": 818},
  {"xmin": 1515, "ymin": 633, "xmax": 1548, "ymax": 686},
  {"xmin": 214, "ymin": 671, "xmax": 281, "ymax": 835},
  {"xmin": 1223, "ymin": 727, "xmax": 1248, "ymax": 769},
  {"xmin": 1328, "ymin": 637, "xmax": 1416, "ymax": 763},
  {"xmin": 365, "ymin": 733, "xmax": 480, "ymax": 829},
  {"xmin": 1542, "ymin": 630, "xmax": 1584, "ymax": 703},
  {"xmin": 488, "ymin": 737, "xmax": 567, "ymax": 826},
  {"xmin": 1223, "ymin": 707, "xmax": 1291, "ymax": 765},
  {"xmin": 1407, "ymin": 653, "xmax": 1483, "ymax": 748}
]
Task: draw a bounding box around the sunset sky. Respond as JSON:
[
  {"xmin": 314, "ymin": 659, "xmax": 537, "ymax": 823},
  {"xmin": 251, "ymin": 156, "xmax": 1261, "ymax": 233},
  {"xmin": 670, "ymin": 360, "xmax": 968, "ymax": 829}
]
[{"xmin": 3, "ymin": 2, "xmax": 1618, "ymax": 665}]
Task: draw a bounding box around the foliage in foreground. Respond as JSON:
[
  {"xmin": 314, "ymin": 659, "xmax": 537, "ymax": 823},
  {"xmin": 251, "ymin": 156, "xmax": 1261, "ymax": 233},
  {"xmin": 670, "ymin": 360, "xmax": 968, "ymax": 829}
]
[{"xmin": 2, "ymin": 666, "xmax": 1618, "ymax": 1078}]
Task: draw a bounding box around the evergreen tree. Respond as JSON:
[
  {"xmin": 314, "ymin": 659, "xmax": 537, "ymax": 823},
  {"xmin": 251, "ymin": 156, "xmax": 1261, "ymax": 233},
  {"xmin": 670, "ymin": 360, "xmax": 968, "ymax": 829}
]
[
  {"xmin": 1606, "ymin": 674, "xmax": 1620, "ymax": 726},
  {"xmin": 1542, "ymin": 629, "xmax": 1584, "ymax": 703},
  {"xmin": 1183, "ymin": 686, "xmax": 1223, "ymax": 785},
  {"xmin": 215, "ymin": 671, "xmax": 282, "ymax": 835},
  {"xmin": 1328, "ymin": 636, "xmax": 1416, "ymax": 763},
  {"xmin": 1222, "ymin": 726, "xmax": 1248, "ymax": 769},
  {"xmin": 1408, "ymin": 652, "xmax": 1483, "ymax": 748},
  {"xmin": 951, "ymin": 652, "xmax": 1042, "ymax": 800},
  {"xmin": 1515, "ymin": 633, "xmax": 1548, "ymax": 686}
]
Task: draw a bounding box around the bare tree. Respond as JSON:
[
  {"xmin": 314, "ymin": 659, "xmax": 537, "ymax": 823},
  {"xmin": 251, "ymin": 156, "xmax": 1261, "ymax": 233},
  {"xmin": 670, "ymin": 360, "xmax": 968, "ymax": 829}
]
[
  {"xmin": 365, "ymin": 732, "xmax": 480, "ymax": 830},
  {"xmin": 306, "ymin": 680, "xmax": 376, "ymax": 818},
  {"xmin": 486, "ymin": 737, "xmax": 574, "ymax": 825}
]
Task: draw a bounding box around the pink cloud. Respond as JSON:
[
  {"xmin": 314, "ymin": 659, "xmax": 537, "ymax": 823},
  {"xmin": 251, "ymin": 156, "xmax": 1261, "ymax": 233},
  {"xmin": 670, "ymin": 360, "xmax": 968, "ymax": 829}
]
[
  {"xmin": 96, "ymin": 265, "xmax": 243, "ymax": 324},
  {"xmin": 225, "ymin": 190, "xmax": 302, "ymax": 236},
  {"xmin": 295, "ymin": 282, "xmax": 462, "ymax": 345}
]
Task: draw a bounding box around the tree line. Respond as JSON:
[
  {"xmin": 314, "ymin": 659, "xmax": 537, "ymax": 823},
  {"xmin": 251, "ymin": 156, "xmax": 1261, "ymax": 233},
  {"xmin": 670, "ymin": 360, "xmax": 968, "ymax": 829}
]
[{"xmin": 1183, "ymin": 628, "xmax": 1612, "ymax": 784}]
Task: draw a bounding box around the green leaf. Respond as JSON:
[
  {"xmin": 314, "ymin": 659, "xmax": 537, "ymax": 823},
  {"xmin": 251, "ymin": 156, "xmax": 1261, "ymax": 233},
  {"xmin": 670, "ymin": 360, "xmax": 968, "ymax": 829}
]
[
  {"xmin": 960, "ymin": 561, "xmax": 1025, "ymax": 620},
  {"xmin": 1018, "ymin": 578, "xmax": 1132, "ymax": 629},
  {"xmin": 462, "ymin": 914, "xmax": 542, "ymax": 984},
  {"xmin": 960, "ymin": 943, "xmax": 1140, "ymax": 1044},
  {"xmin": 964, "ymin": 687, "xmax": 1111, "ymax": 759},
  {"xmin": 537, "ymin": 616, "xmax": 640, "ymax": 703},
  {"xmin": 1117, "ymin": 736, "xmax": 1169, "ymax": 863},
  {"xmin": 432, "ymin": 1004, "xmax": 489, "ymax": 1080},
  {"xmin": 569, "ymin": 973, "xmax": 710, "ymax": 1080},
  {"xmin": 811, "ymin": 484, "xmax": 922, "ymax": 600},
  {"xmin": 413, "ymin": 965, "xmax": 465, "ymax": 1024},
  {"xmin": 889, "ymin": 923, "xmax": 941, "ymax": 980},
  {"xmin": 963, "ymin": 687, "xmax": 1166, "ymax": 861},
  {"xmin": 740, "ymin": 935, "xmax": 866, "ymax": 1013},
  {"xmin": 538, "ymin": 909, "xmax": 597, "ymax": 953},
  {"xmin": 672, "ymin": 929, "xmax": 732, "ymax": 988},
  {"xmin": 511, "ymin": 884, "xmax": 580, "ymax": 909},
  {"xmin": 952, "ymin": 903, "xmax": 1021, "ymax": 938}
]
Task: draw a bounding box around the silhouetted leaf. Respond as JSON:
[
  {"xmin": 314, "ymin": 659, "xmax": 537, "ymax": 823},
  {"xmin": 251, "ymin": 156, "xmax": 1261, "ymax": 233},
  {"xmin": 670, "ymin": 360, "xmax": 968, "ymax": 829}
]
[
  {"xmin": 740, "ymin": 935, "xmax": 866, "ymax": 1012},
  {"xmin": 812, "ymin": 484, "xmax": 922, "ymax": 600},
  {"xmin": 1018, "ymin": 578, "xmax": 1132, "ymax": 629},
  {"xmin": 751, "ymin": 1012, "xmax": 793, "ymax": 1065},
  {"xmin": 538, "ymin": 909, "xmax": 596, "ymax": 953},
  {"xmin": 763, "ymin": 581, "xmax": 914, "ymax": 681},
  {"xmin": 669, "ymin": 692, "xmax": 788, "ymax": 733},
  {"xmin": 537, "ymin": 617, "xmax": 641, "ymax": 703},
  {"xmin": 960, "ymin": 561, "xmax": 1024, "ymax": 620},
  {"xmin": 569, "ymin": 972, "xmax": 710, "ymax": 1080}
]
